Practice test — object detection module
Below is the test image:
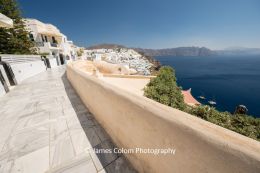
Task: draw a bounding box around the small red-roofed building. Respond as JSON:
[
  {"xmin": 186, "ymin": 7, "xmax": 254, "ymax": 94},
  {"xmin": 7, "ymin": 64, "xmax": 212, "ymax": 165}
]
[{"xmin": 182, "ymin": 88, "xmax": 201, "ymax": 106}]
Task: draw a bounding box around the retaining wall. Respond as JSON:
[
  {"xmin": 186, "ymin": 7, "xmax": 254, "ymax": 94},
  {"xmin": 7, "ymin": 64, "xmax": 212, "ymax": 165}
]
[{"xmin": 67, "ymin": 63, "xmax": 260, "ymax": 173}]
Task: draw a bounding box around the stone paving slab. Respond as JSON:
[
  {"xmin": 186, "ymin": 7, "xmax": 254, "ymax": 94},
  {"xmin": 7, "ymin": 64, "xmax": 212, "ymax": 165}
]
[{"xmin": 0, "ymin": 66, "xmax": 137, "ymax": 173}]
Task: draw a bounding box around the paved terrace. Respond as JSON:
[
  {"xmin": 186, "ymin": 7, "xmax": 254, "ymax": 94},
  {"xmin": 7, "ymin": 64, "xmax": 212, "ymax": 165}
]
[{"xmin": 0, "ymin": 66, "xmax": 137, "ymax": 173}]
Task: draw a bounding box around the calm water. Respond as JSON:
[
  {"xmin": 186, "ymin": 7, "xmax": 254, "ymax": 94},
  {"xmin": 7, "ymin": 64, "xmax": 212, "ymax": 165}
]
[{"xmin": 156, "ymin": 56, "xmax": 260, "ymax": 117}]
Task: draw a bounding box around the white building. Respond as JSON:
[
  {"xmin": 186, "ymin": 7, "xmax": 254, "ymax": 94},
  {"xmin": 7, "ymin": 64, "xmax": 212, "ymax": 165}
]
[
  {"xmin": 24, "ymin": 18, "xmax": 76, "ymax": 64},
  {"xmin": 84, "ymin": 48, "xmax": 153, "ymax": 75},
  {"xmin": 66, "ymin": 40, "xmax": 81, "ymax": 61},
  {"xmin": 0, "ymin": 13, "xmax": 13, "ymax": 28}
]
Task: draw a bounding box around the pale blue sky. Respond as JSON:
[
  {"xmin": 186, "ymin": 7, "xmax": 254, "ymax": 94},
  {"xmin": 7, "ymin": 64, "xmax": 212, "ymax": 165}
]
[{"xmin": 19, "ymin": 0, "xmax": 260, "ymax": 49}]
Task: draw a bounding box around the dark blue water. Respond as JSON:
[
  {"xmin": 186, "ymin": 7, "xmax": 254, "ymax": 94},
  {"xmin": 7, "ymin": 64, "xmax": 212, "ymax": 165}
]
[{"xmin": 156, "ymin": 56, "xmax": 260, "ymax": 117}]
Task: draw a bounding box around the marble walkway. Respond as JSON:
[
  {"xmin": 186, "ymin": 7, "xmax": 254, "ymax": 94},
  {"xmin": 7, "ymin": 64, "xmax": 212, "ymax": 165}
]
[{"xmin": 0, "ymin": 66, "xmax": 137, "ymax": 173}]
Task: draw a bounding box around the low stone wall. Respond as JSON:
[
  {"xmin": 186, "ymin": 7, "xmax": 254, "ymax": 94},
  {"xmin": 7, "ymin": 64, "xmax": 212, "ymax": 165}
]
[
  {"xmin": 93, "ymin": 60, "xmax": 137, "ymax": 75},
  {"xmin": 67, "ymin": 63, "xmax": 260, "ymax": 173},
  {"xmin": 103, "ymin": 73, "xmax": 155, "ymax": 79}
]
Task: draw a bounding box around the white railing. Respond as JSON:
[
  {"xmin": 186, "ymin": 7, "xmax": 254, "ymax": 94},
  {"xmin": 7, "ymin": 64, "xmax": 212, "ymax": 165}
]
[
  {"xmin": 35, "ymin": 42, "xmax": 44, "ymax": 47},
  {"xmin": 0, "ymin": 54, "xmax": 44, "ymax": 64}
]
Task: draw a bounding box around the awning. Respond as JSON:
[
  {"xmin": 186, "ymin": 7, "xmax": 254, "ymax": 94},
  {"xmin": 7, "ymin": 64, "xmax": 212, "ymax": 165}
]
[
  {"xmin": 0, "ymin": 13, "xmax": 13, "ymax": 28},
  {"xmin": 38, "ymin": 31, "xmax": 62, "ymax": 37},
  {"xmin": 37, "ymin": 24, "xmax": 62, "ymax": 37}
]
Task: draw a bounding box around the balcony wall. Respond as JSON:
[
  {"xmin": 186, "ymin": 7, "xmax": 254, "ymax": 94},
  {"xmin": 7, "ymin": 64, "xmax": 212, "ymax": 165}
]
[
  {"xmin": 11, "ymin": 61, "xmax": 46, "ymax": 83},
  {"xmin": 36, "ymin": 42, "xmax": 61, "ymax": 55},
  {"xmin": 0, "ymin": 54, "xmax": 46, "ymax": 84},
  {"xmin": 66, "ymin": 63, "xmax": 260, "ymax": 173}
]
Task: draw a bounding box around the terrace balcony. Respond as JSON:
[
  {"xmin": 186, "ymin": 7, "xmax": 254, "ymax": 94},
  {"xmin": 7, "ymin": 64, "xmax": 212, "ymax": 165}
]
[
  {"xmin": 50, "ymin": 43, "xmax": 58, "ymax": 47},
  {"xmin": 0, "ymin": 61, "xmax": 259, "ymax": 173},
  {"xmin": 35, "ymin": 42, "xmax": 61, "ymax": 55},
  {"xmin": 36, "ymin": 42, "xmax": 60, "ymax": 49}
]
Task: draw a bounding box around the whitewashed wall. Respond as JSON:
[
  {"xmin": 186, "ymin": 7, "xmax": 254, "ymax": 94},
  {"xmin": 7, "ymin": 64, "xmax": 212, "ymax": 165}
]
[
  {"xmin": 11, "ymin": 61, "xmax": 46, "ymax": 84},
  {"xmin": 0, "ymin": 54, "xmax": 42, "ymax": 63},
  {"xmin": 0, "ymin": 54, "xmax": 51, "ymax": 96},
  {"xmin": 49, "ymin": 58, "xmax": 58, "ymax": 68},
  {"xmin": 0, "ymin": 81, "xmax": 5, "ymax": 97}
]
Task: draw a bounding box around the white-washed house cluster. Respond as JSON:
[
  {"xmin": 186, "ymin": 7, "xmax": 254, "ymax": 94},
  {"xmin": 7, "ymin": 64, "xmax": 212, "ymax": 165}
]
[{"xmin": 85, "ymin": 48, "xmax": 153, "ymax": 75}]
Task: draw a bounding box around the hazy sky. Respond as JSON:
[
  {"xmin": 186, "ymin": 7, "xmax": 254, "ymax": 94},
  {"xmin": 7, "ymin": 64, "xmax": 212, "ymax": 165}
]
[{"xmin": 19, "ymin": 0, "xmax": 260, "ymax": 49}]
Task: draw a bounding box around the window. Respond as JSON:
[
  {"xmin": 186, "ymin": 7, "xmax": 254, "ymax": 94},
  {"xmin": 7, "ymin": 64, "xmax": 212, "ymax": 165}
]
[
  {"xmin": 29, "ymin": 34, "xmax": 34, "ymax": 41},
  {"xmin": 41, "ymin": 35, "xmax": 45, "ymax": 42},
  {"xmin": 52, "ymin": 36, "xmax": 57, "ymax": 44}
]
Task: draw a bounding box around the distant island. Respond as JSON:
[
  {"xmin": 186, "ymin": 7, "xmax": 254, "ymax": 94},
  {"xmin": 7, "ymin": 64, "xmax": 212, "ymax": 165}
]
[
  {"xmin": 217, "ymin": 47, "xmax": 260, "ymax": 56},
  {"xmin": 135, "ymin": 47, "xmax": 260, "ymax": 57},
  {"xmin": 134, "ymin": 47, "xmax": 215, "ymax": 56},
  {"xmin": 86, "ymin": 44, "xmax": 260, "ymax": 57},
  {"xmin": 86, "ymin": 43, "xmax": 127, "ymax": 50}
]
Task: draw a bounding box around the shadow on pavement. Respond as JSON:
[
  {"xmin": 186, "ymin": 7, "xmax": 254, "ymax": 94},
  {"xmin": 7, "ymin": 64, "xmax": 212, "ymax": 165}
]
[{"xmin": 61, "ymin": 73, "xmax": 137, "ymax": 173}]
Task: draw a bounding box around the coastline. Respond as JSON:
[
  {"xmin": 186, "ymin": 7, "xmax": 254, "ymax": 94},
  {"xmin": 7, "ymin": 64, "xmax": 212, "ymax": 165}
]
[{"xmin": 155, "ymin": 55, "xmax": 260, "ymax": 117}]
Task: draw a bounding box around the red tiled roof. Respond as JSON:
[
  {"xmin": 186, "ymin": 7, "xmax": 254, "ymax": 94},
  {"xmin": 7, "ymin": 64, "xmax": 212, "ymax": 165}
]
[{"xmin": 182, "ymin": 88, "xmax": 200, "ymax": 106}]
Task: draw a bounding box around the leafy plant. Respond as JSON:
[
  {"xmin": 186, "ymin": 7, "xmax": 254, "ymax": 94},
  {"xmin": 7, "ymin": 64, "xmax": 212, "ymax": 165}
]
[
  {"xmin": 144, "ymin": 66, "xmax": 260, "ymax": 141},
  {"xmin": 144, "ymin": 66, "xmax": 186, "ymax": 111},
  {"xmin": 77, "ymin": 48, "xmax": 84, "ymax": 57},
  {"xmin": 0, "ymin": 0, "xmax": 36, "ymax": 54}
]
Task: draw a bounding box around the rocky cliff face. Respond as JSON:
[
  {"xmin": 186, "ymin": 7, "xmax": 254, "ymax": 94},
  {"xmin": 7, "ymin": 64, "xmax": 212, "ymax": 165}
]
[
  {"xmin": 86, "ymin": 44, "xmax": 126, "ymax": 50},
  {"xmin": 134, "ymin": 47, "xmax": 215, "ymax": 56}
]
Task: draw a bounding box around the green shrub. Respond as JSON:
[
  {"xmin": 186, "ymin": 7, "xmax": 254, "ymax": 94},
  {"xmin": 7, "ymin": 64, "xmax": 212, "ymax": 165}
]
[
  {"xmin": 229, "ymin": 114, "xmax": 260, "ymax": 140},
  {"xmin": 144, "ymin": 66, "xmax": 186, "ymax": 111},
  {"xmin": 188, "ymin": 105, "xmax": 232, "ymax": 128},
  {"xmin": 144, "ymin": 66, "xmax": 260, "ymax": 141},
  {"xmin": 0, "ymin": 0, "xmax": 36, "ymax": 54}
]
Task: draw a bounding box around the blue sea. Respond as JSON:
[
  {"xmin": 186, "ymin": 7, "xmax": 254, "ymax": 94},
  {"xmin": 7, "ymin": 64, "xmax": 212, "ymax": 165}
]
[{"xmin": 155, "ymin": 56, "xmax": 260, "ymax": 118}]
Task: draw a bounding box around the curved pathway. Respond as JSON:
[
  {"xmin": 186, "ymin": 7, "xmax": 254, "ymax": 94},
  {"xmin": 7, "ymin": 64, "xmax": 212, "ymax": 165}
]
[{"xmin": 0, "ymin": 66, "xmax": 136, "ymax": 173}]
